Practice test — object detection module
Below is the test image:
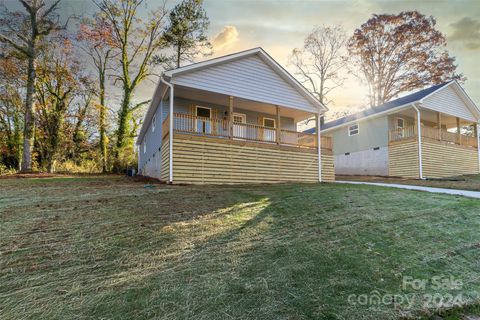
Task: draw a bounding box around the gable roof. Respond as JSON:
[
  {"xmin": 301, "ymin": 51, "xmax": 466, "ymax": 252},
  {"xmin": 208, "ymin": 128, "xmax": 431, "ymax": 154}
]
[
  {"xmin": 304, "ymin": 81, "xmax": 480, "ymax": 134},
  {"xmin": 137, "ymin": 48, "xmax": 327, "ymax": 144},
  {"xmin": 165, "ymin": 47, "xmax": 327, "ymax": 113}
]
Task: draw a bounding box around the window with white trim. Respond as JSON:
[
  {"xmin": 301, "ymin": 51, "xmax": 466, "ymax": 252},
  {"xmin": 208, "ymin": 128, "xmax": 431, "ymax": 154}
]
[
  {"xmin": 152, "ymin": 114, "xmax": 156, "ymax": 132},
  {"xmin": 143, "ymin": 139, "xmax": 146, "ymax": 154},
  {"xmin": 263, "ymin": 118, "xmax": 276, "ymax": 128},
  {"xmin": 396, "ymin": 117, "xmax": 404, "ymax": 129},
  {"xmin": 348, "ymin": 124, "xmax": 359, "ymax": 136}
]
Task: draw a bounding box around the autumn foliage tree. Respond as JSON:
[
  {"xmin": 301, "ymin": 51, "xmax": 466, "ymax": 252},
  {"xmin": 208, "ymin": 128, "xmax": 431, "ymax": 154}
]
[
  {"xmin": 34, "ymin": 36, "xmax": 89, "ymax": 172},
  {"xmin": 0, "ymin": 56, "xmax": 24, "ymax": 170},
  {"xmin": 0, "ymin": 0, "xmax": 63, "ymax": 172},
  {"xmin": 348, "ymin": 11, "xmax": 464, "ymax": 107}
]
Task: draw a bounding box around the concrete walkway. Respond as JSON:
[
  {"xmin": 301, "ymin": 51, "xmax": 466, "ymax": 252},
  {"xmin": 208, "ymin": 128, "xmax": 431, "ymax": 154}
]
[{"xmin": 336, "ymin": 181, "xmax": 480, "ymax": 199}]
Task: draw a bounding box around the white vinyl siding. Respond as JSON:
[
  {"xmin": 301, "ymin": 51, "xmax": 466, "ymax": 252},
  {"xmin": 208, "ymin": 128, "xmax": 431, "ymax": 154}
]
[
  {"xmin": 171, "ymin": 55, "xmax": 317, "ymax": 113},
  {"xmin": 423, "ymin": 85, "xmax": 476, "ymax": 121}
]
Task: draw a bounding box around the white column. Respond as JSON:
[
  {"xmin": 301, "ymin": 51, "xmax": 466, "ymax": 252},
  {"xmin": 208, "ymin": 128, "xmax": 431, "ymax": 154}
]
[
  {"xmin": 169, "ymin": 84, "xmax": 174, "ymax": 183},
  {"xmin": 317, "ymin": 114, "xmax": 322, "ymax": 182},
  {"xmin": 413, "ymin": 105, "xmax": 424, "ymax": 179},
  {"xmin": 477, "ymin": 123, "xmax": 480, "ymax": 174}
]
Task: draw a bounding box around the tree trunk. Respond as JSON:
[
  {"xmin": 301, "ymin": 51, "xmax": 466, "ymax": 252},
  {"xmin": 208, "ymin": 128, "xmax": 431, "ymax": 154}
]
[
  {"xmin": 99, "ymin": 76, "xmax": 108, "ymax": 173},
  {"xmin": 176, "ymin": 46, "xmax": 181, "ymax": 68},
  {"xmin": 47, "ymin": 113, "xmax": 62, "ymax": 173},
  {"xmin": 13, "ymin": 110, "xmax": 22, "ymax": 170},
  {"xmin": 114, "ymin": 90, "xmax": 131, "ymax": 170},
  {"xmin": 21, "ymin": 52, "xmax": 36, "ymax": 172}
]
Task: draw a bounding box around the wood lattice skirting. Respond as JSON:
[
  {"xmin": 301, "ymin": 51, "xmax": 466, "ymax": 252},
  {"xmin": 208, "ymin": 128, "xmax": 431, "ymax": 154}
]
[{"xmin": 160, "ymin": 133, "xmax": 334, "ymax": 184}]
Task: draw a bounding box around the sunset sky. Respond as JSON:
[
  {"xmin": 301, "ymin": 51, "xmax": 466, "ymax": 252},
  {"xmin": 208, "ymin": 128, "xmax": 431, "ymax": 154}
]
[{"xmin": 51, "ymin": 0, "xmax": 480, "ymax": 117}]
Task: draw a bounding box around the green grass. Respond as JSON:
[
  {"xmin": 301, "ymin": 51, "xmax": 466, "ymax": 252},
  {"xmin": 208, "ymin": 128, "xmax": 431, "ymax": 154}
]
[{"xmin": 1, "ymin": 176, "xmax": 480, "ymax": 319}]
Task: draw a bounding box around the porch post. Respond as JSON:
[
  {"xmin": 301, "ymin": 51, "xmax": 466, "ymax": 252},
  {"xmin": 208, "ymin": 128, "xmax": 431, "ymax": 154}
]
[
  {"xmin": 476, "ymin": 123, "xmax": 480, "ymax": 173},
  {"xmin": 457, "ymin": 117, "xmax": 461, "ymax": 144},
  {"xmin": 316, "ymin": 113, "xmax": 322, "ymax": 182},
  {"xmin": 437, "ymin": 112, "xmax": 442, "ymax": 141},
  {"xmin": 276, "ymin": 106, "xmax": 281, "ymax": 144},
  {"xmin": 229, "ymin": 96, "xmax": 234, "ymax": 139},
  {"xmin": 413, "ymin": 104, "xmax": 424, "ymax": 179}
]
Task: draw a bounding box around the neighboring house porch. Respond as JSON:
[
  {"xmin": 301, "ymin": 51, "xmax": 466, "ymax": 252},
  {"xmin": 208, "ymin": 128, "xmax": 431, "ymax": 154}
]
[
  {"xmin": 316, "ymin": 81, "xmax": 480, "ymax": 179},
  {"xmin": 388, "ymin": 107, "xmax": 479, "ymax": 178}
]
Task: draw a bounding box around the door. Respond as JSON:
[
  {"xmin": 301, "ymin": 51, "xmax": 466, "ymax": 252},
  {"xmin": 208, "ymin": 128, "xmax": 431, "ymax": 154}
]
[
  {"xmin": 396, "ymin": 117, "xmax": 405, "ymax": 138},
  {"xmin": 263, "ymin": 118, "xmax": 276, "ymax": 142},
  {"xmin": 233, "ymin": 113, "xmax": 247, "ymax": 138},
  {"xmin": 195, "ymin": 106, "xmax": 211, "ymax": 134}
]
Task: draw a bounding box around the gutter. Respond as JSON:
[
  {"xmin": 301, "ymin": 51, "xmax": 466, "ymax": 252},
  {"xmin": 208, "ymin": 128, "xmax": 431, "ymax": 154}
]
[
  {"xmin": 160, "ymin": 76, "xmax": 174, "ymax": 184},
  {"xmin": 317, "ymin": 113, "xmax": 322, "ymax": 182},
  {"xmin": 477, "ymin": 122, "xmax": 480, "ymax": 173}
]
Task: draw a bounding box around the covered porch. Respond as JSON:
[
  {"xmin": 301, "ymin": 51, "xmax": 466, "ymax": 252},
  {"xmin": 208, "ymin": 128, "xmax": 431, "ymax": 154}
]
[
  {"xmin": 387, "ymin": 106, "xmax": 480, "ymax": 179},
  {"xmin": 157, "ymin": 85, "xmax": 334, "ymax": 184},
  {"xmin": 161, "ymin": 85, "xmax": 332, "ymax": 150},
  {"xmin": 388, "ymin": 107, "xmax": 479, "ymax": 148}
]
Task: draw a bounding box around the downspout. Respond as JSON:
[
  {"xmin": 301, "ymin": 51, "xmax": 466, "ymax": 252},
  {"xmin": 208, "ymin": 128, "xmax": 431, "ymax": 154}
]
[
  {"xmin": 317, "ymin": 113, "xmax": 322, "ymax": 182},
  {"xmin": 477, "ymin": 123, "xmax": 480, "ymax": 173},
  {"xmin": 412, "ymin": 103, "xmax": 424, "ymax": 180},
  {"xmin": 160, "ymin": 76, "xmax": 174, "ymax": 183}
]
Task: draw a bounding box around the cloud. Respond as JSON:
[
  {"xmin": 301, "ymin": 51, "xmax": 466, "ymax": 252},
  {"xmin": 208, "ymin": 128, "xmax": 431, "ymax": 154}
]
[
  {"xmin": 450, "ymin": 17, "xmax": 480, "ymax": 50},
  {"xmin": 212, "ymin": 25, "xmax": 239, "ymax": 51}
]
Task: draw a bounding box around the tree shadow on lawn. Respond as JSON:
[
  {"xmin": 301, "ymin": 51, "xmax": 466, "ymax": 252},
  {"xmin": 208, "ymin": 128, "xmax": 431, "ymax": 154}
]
[
  {"xmin": 84, "ymin": 183, "xmax": 480, "ymax": 320},
  {"xmin": 0, "ymin": 179, "xmax": 269, "ymax": 319},
  {"xmin": 5, "ymin": 179, "xmax": 480, "ymax": 320}
]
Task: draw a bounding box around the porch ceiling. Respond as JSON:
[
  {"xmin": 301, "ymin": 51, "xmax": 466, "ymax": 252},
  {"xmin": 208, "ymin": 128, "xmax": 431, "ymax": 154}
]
[{"xmin": 174, "ymin": 85, "xmax": 314, "ymax": 122}]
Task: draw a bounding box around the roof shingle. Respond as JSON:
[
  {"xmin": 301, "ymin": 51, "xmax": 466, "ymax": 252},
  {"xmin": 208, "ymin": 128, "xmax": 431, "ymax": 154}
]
[{"xmin": 304, "ymin": 82, "xmax": 451, "ymax": 133}]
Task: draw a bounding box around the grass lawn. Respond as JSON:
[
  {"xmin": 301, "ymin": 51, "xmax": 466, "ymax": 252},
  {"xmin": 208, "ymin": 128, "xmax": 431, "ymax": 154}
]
[
  {"xmin": 1, "ymin": 176, "xmax": 480, "ymax": 319},
  {"xmin": 337, "ymin": 174, "xmax": 480, "ymax": 192}
]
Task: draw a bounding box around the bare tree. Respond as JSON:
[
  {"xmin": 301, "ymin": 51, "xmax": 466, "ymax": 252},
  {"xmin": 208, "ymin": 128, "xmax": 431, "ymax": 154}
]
[
  {"xmin": 93, "ymin": 0, "xmax": 168, "ymax": 170},
  {"xmin": 289, "ymin": 25, "xmax": 348, "ymax": 106},
  {"xmin": 0, "ymin": 0, "xmax": 63, "ymax": 172},
  {"xmin": 348, "ymin": 11, "xmax": 464, "ymax": 107}
]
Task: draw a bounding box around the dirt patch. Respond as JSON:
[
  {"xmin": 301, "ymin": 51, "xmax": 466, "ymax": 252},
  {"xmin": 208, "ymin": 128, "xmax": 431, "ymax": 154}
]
[{"xmin": 0, "ymin": 172, "xmax": 66, "ymax": 179}]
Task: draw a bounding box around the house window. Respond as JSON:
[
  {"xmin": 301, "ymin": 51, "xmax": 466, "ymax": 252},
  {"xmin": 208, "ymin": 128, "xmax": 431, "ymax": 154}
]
[
  {"xmin": 195, "ymin": 106, "xmax": 212, "ymax": 133},
  {"xmin": 233, "ymin": 113, "xmax": 246, "ymax": 124},
  {"xmin": 196, "ymin": 106, "xmax": 211, "ymax": 118},
  {"xmin": 348, "ymin": 124, "xmax": 359, "ymax": 136},
  {"xmin": 263, "ymin": 118, "xmax": 276, "ymax": 128},
  {"xmin": 396, "ymin": 118, "xmax": 404, "ymax": 129},
  {"xmin": 152, "ymin": 114, "xmax": 156, "ymax": 132},
  {"xmin": 143, "ymin": 140, "xmax": 146, "ymax": 154}
]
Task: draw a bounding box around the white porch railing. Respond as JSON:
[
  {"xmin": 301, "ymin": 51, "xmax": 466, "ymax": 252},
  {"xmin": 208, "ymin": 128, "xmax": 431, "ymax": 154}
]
[
  {"xmin": 389, "ymin": 125, "xmax": 478, "ymax": 148},
  {"xmin": 162, "ymin": 113, "xmax": 332, "ymax": 149}
]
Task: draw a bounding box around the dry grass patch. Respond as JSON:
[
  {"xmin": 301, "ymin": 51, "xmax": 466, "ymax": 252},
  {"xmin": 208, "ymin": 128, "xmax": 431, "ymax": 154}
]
[{"xmin": 1, "ymin": 176, "xmax": 480, "ymax": 319}]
